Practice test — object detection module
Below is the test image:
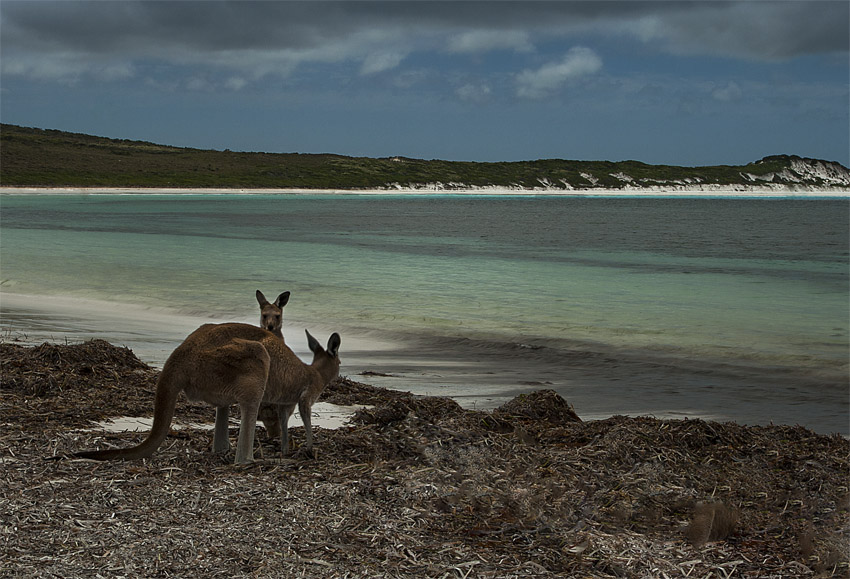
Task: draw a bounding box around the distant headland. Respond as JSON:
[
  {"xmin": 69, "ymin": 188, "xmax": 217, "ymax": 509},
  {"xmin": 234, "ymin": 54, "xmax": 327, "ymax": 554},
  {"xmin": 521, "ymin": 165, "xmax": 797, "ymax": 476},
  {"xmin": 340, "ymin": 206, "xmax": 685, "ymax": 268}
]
[{"xmin": 1, "ymin": 124, "xmax": 848, "ymax": 192}]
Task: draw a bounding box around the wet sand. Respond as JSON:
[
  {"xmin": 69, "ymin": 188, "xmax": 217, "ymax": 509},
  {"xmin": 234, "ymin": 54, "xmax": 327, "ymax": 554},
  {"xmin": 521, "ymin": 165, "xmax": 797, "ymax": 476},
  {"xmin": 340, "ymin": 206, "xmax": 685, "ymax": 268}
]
[{"xmin": 2, "ymin": 291, "xmax": 847, "ymax": 435}]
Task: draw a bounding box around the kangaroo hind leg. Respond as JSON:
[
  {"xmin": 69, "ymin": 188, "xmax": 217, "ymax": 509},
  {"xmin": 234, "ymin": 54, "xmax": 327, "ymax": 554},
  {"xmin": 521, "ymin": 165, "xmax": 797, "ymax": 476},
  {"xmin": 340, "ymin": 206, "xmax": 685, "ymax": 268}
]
[
  {"xmin": 298, "ymin": 398, "xmax": 315, "ymax": 459},
  {"xmin": 218, "ymin": 338, "xmax": 270, "ymax": 464},
  {"xmin": 277, "ymin": 403, "xmax": 296, "ymax": 456},
  {"xmin": 234, "ymin": 397, "xmax": 262, "ymax": 464},
  {"xmin": 213, "ymin": 406, "xmax": 231, "ymax": 454},
  {"xmin": 231, "ymin": 369, "xmax": 269, "ymax": 464}
]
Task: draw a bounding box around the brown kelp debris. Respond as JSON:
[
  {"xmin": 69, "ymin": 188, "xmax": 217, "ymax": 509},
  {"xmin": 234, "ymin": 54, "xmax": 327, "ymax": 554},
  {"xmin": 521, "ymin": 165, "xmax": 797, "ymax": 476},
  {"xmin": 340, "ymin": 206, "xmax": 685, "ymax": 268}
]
[
  {"xmin": 0, "ymin": 340, "xmax": 211, "ymax": 429},
  {"xmin": 493, "ymin": 388, "xmax": 582, "ymax": 425},
  {"xmin": 2, "ymin": 340, "xmax": 849, "ymax": 578},
  {"xmin": 684, "ymin": 501, "xmax": 739, "ymax": 547}
]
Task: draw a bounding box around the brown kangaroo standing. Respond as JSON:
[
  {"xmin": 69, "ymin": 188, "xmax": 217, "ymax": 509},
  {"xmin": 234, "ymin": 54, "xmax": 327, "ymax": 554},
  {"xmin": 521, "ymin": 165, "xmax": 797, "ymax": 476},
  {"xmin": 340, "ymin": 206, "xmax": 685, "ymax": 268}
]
[
  {"xmin": 255, "ymin": 289, "xmax": 289, "ymax": 440},
  {"xmin": 75, "ymin": 323, "xmax": 341, "ymax": 464}
]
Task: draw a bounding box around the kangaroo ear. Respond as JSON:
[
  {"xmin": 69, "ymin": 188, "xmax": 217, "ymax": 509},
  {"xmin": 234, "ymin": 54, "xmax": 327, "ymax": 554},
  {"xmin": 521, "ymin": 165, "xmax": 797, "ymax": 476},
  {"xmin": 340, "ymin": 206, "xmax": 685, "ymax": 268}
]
[
  {"xmin": 275, "ymin": 291, "xmax": 290, "ymax": 308},
  {"xmin": 327, "ymin": 333, "xmax": 341, "ymax": 357},
  {"xmin": 256, "ymin": 290, "xmax": 269, "ymax": 307},
  {"xmin": 306, "ymin": 329, "xmax": 322, "ymax": 354}
]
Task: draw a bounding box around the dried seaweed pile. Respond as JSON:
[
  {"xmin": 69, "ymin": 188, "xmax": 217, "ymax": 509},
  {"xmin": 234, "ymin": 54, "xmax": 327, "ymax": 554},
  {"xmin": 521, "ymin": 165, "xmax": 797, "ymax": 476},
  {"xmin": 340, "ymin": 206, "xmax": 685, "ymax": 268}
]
[
  {"xmin": 1, "ymin": 340, "xmax": 213, "ymax": 430},
  {"xmin": 2, "ymin": 340, "xmax": 848, "ymax": 578}
]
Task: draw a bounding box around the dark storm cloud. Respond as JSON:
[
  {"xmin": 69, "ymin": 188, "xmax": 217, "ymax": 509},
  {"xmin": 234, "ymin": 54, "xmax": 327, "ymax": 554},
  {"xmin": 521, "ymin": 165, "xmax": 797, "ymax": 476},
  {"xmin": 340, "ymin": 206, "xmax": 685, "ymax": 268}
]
[
  {"xmin": 2, "ymin": 1, "xmax": 847, "ymax": 82},
  {"xmin": 646, "ymin": 1, "xmax": 850, "ymax": 59}
]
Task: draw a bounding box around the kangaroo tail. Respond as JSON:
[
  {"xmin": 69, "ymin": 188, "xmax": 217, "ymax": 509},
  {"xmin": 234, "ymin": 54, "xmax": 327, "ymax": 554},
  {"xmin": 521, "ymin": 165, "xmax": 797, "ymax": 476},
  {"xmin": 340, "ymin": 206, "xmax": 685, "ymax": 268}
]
[{"xmin": 75, "ymin": 364, "xmax": 182, "ymax": 461}]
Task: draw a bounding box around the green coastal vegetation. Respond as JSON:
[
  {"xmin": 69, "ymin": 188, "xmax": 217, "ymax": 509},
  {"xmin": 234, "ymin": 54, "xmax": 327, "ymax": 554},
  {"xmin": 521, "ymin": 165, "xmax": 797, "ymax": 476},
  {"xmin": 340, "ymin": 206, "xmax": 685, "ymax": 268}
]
[{"xmin": 1, "ymin": 124, "xmax": 848, "ymax": 190}]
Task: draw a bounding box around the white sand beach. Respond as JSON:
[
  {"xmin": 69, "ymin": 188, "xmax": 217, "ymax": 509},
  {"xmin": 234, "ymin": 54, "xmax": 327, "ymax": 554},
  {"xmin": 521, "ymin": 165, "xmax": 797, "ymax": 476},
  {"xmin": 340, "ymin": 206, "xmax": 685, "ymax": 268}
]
[{"xmin": 2, "ymin": 186, "xmax": 849, "ymax": 197}]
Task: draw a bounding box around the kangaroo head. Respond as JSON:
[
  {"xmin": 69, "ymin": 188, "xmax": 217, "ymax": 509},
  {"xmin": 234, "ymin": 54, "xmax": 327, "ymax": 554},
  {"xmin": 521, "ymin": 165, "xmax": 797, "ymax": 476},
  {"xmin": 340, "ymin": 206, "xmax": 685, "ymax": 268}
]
[
  {"xmin": 256, "ymin": 289, "xmax": 290, "ymax": 336},
  {"xmin": 306, "ymin": 329, "xmax": 341, "ymax": 382}
]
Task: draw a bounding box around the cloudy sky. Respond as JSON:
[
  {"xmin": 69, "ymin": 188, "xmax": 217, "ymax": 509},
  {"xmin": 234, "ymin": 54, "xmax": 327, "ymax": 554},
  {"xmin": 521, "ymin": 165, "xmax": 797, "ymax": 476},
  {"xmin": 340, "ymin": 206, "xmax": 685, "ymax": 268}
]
[{"xmin": 1, "ymin": 1, "xmax": 848, "ymax": 165}]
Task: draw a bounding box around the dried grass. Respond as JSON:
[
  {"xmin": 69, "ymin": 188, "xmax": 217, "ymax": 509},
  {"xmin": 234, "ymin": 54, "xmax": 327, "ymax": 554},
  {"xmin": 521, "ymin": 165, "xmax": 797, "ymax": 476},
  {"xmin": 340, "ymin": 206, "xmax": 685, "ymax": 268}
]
[{"xmin": 2, "ymin": 340, "xmax": 849, "ymax": 577}]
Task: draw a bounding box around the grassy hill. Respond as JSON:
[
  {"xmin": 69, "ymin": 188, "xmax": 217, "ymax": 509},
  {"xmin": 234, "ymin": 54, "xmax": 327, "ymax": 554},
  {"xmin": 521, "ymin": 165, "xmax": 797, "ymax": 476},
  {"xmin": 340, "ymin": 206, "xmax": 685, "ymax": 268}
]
[{"xmin": 1, "ymin": 124, "xmax": 847, "ymax": 189}]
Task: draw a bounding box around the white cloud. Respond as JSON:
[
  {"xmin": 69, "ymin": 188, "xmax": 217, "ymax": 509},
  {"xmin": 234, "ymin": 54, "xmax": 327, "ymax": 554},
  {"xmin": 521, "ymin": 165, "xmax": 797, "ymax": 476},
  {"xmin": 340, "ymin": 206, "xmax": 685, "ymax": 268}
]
[
  {"xmin": 516, "ymin": 47, "xmax": 602, "ymax": 99},
  {"xmin": 456, "ymin": 82, "xmax": 492, "ymax": 103},
  {"xmin": 194, "ymin": 48, "xmax": 304, "ymax": 80},
  {"xmin": 712, "ymin": 81, "xmax": 743, "ymax": 102},
  {"xmin": 1, "ymin": 53, "xmax": 135, "ymax": 85},
  {"xmin": 448, "ymin": 30, "xmax": 533, "ymax": 54},
  {"xmin": 225, "ymin": 76, "xmax": 248, "ymax": 91},
  {"xmin": 185, "ymin": 76, "xmax": 214, "ymax": 92},
  {"xmin": 96, "ymin": 62, "xmax": 135, "ymax": 81},
  {"xmin": 360, "ymin": 51, "xmax": 407, "ymax": 75},
  {"xmin": 392, "ymin": 69, "xmax": 431, "ymax": 89}
]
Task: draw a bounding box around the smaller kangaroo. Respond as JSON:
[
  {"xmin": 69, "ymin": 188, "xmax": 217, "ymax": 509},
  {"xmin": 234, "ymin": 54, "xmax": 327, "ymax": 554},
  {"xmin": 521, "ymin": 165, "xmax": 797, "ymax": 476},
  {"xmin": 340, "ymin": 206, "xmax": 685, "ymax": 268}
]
[
  {"xmin": 255, "ymin": 289, "xmax": 288, "ymax": 441},
  {"xmin": 256, "ymin": 289, "xmax": 289, "ymax": 337},
  {"xmin": 75, "ymin": 323, "xmax": 341, "ymax": 464}
]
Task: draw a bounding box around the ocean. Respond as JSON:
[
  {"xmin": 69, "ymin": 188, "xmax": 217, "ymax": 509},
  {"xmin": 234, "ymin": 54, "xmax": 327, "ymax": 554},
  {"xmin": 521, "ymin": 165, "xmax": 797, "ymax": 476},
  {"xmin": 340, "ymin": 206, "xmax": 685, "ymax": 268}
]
[{"xmin": 1, "ymin": 193, "xmax": 847, "ymax": 435}]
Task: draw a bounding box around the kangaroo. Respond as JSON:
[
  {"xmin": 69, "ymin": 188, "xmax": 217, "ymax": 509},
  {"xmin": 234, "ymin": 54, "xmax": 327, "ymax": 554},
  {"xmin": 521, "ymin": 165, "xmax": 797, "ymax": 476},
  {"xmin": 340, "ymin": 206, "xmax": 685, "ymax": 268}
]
[
  {"xmin": 255, "ymin": 289, "xmax": 289, "ymax": 440},
  {"xmin": 256, "ymin": 289, "xmax": 289, "ymax": 337},
  {"xmin": 75, "ymin": 323, "xmax": 341, "ymax": 464}
]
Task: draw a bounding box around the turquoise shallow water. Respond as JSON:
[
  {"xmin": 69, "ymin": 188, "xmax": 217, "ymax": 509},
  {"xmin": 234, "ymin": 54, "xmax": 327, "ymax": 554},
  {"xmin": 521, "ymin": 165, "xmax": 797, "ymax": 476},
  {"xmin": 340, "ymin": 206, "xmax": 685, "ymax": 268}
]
[{"xmin": 1, "ymin": 194, "xmax": 847, "ymax": 433}]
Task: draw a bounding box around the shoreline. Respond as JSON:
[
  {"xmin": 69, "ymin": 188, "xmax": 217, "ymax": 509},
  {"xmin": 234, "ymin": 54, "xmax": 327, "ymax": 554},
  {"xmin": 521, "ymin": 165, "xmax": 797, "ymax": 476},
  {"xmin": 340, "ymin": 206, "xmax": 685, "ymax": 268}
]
[
  {"xmin": 2, "ymin": 185, "xmax": 849, "ymax": 198},
  {"xmin": 3, "ymin": 290, "xmax": 848, "ymax": 436},
  {"xmin": 0, "ymin": 289, "xmax": 402, "ymax": 369}
]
